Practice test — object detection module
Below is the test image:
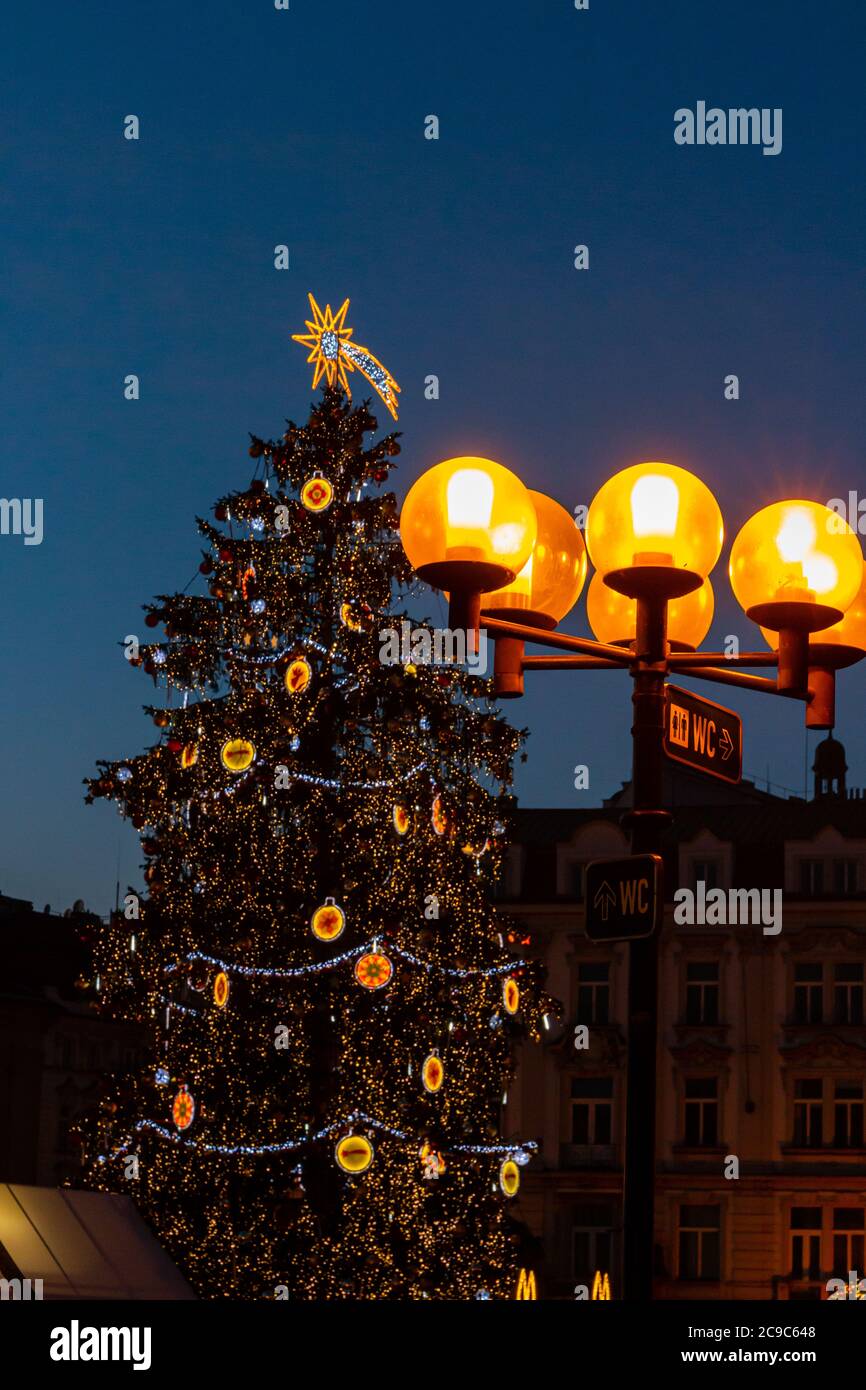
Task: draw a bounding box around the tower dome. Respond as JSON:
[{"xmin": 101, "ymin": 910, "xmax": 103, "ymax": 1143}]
[{"xmin": 813, "ymin": 733, "xmax": 847, "ymax": 800}]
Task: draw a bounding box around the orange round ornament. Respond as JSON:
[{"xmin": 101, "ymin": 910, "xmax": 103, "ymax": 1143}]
[
  {"xmin": 301, "ymin": 475, "xmax": 333, "ymax": 512},
  {"xmin": 355, "ymin": 951, "xmax": 393, "ymax": 990},
  {"xmin": 285, "ymin": 658, "xmax": 312, "ymax": 695},
  {"xmin": 311, "ymin": 898, "xmax": 345, "ymax": 943},
  {"xmin": 422, "ymin": 1051, "xmax": 444, "ymax": 1094},
  {"xmin": 172, "ymin": 1086, "xmax": 195, "ymax": 1132}
]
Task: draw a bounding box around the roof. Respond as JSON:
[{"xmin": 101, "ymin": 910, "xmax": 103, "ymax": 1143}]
[
  {"xmin": 513, "ymin": 799, "xmax": 866, "ymax": 846},
  {"xmin": 0, "ymin": 1186, "xmax": 195, "ymax": 1299},
  {"xmin": 507, "ymin": 792, "xmax": 866, "ymax": 901}
]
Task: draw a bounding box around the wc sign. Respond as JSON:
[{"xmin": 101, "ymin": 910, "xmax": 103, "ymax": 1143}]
[
  {"xmin": 664, "ymin": 684, "xmax": 742, "ymax": 785},
  {"xmin": 585, "ymin": 854, "xmax": 663, "ymax": 943}
]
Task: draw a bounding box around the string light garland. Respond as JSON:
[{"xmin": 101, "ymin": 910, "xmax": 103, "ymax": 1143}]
[
  {"xmin": 112, "ymin": 1111, "xmax": 535, "ymax": 1161},
  {"xmin": 178, "ymin": 944, "xmax": 530, "ymax": 981}
]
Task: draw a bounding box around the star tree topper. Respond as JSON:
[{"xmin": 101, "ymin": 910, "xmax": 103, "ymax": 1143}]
[{"xmin": 292, "ymin": 293, "xmax": 401, "ymax": 420}]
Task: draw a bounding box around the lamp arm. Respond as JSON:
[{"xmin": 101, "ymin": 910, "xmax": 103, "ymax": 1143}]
[
  {"xmin": 668, "ymin": 651, "xmax": 778, "ymax": 669},
  {"xmin": 521, "ymin": 655, "xmax": 626, "ymax": 670},
  {"xmin": 481, "ymin": 615, "xmax": 633, "ymax": 665},
  {"xmin": 682, "ymin": 665, "xmax": 783, "ymax": 696}
]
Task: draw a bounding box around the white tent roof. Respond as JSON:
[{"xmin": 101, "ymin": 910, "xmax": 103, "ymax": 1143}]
[{"xmin": 0, "ymin": 1185, "xmax": 196, "ymax": 1299}]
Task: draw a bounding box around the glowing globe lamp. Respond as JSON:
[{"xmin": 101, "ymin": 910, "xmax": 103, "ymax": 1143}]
[
  {"xmin": 400, "ymin": 456, "xmax": 537, "ymax": 595},
  {"xmin": 587, "ymin": 572, "xmax": 714, "ymax": 651},
  {"xmin": 760, "ymin": 567, "xmax": 866, "ymax": 729},
  {"xmin": 481, "ymin": 491, "xmax": 587, "ymax": 629},
  {"xmin": 730, "ymin": 500, "xmax": 863, "ymax": 633},
  {"xmin": 807, "ymin": 569, "xmax": 866, "ymax": 659},
  {"xmin": 760, "ymin": 568, "xmax": 866, "ymax": 661},
  {"xmin": 586, "ymin": 462, "xmax": 723, "ymax": 601}
]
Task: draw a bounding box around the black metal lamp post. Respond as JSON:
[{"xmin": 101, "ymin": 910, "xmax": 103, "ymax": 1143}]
[{"xmin": 400, "ymin": 459, "xmax": 866, "ymax": 1300}]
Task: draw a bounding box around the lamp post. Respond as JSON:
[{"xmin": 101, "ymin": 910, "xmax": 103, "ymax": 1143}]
[{"xmin": 400, "ymin": 459, "xmax": 866, "ymax": 1300}]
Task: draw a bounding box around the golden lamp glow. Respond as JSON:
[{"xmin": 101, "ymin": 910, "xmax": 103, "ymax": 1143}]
[
  {"xmin": 760, "ymin": 568, "xmax": 866, "ymax": 655},
  {"xmin": 586, "ymin": 461, "xmax": 723, "ymax": 578},
  {"xmin": 400, "ymin": 456, "xmax": 537, "ymax": 591},
  {"xmin": 448, "ymin": 468, "xmax": 494, "ymax": 534},
  {"xmin": 481, "ymin": 491, "xmax": 588, "ymax": 627},
  {"xmin": 729, "ymin": 500, "xmax": 863, "ymax": 627},
  {"xmin": 586, "ymin": 572, "xmax": 714, "ymax": 650}
]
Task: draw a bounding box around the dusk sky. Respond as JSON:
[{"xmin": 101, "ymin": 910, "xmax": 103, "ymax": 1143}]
[{"xmin": 3, "ymin": 1, "xmax": 865, "ymax": 914}]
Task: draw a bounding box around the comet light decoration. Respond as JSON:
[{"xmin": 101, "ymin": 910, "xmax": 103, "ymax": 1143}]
[
  {"xmin": 79, "ymin": 359, "xmax": 557, "ymax": 1300},
  {"xmin": 292, "ymin": 293, "xmax": 401, "ymax": 420}
]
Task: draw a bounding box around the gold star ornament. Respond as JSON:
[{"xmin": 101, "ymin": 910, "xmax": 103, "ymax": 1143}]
[{"xmin": 292, "ymin": 293, "xmax": 401, "ymax": 420}]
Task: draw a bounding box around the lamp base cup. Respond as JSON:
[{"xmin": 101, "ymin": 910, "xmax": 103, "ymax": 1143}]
[{"xmin": 604, "ymin": 565, "xmax": 702, "ymax": 602}]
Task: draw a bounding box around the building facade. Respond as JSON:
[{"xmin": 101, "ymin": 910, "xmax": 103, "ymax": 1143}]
[
  {"xmin": 0, "ymin": 895, "xmax": 144, "ymax": 1188},
  {"xmin": 502, "ymin": 737, "xmax": 866, "ymax": 1300}
]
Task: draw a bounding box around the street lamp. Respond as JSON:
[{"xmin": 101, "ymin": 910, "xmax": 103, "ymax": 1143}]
[
  {"xmin": 586, "ymin": 573, "xmax": 715, "ymax": 652},
  {"xmin": 586, "ymin": 460, "xmax": 724, "ymax": 596},
  {"xmin": 399, "ymin": 457, "xmax": 866, "ymax": 1301},
  {"xmin": 399, "ymin": 456, "xmax": 536, "ymax": 639},
  {"xmin": 481, "ymin": 490, "xmax": 588, "ymax": 696},
  {"xmin": 760, "ymin": 569, "xmax": 866, "ymax": 729}
]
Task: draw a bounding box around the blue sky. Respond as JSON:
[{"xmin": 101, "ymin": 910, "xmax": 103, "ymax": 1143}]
[{"xmin": 2, "ymin": 1, "xmax": 864, "ymax": 912}]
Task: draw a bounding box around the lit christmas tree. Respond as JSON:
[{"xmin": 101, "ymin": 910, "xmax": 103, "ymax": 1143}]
[{"xmin": 82, "ymin": 300, "xmax": 555, "ymax": 1299}]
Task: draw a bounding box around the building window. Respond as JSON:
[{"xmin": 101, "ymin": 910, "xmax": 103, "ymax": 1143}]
[
  {"xmin": 799, "ymin": 859, "xmax": 825, "ymax": 896},
  {"xmin": 793, "ymin": 1079, "xmax": 823, "ymax": 1147},
  {"xmin": 793, "ymin": 964, "xmax": 823, "ymax": 1024},
  {"xmin": 685, "ymin": 962, "xmax": 719, "ymax": 1025},
  {"xmin": 494, "ymin": 846, "xmax": 523, "ymax": 901},
  {"xmin": 570, "ymin": 1077, "xmax": 613, "ymax": 1145},
  {"xmin": 570, "ymin": 862, "xmax": 584, "ymax": 902},
  {"xmin": 678, "ymin": 1204, "xmax": 721, "ymax": 1281},
  {"xmin": 789, "ymin": 1207, "xmax": 822, "ymax": 1280},
  {"xmin": 691, "ymin": 858, "xmax": 720, "ymax": 892},
  {"xmin": 833, "ymin": 1082, "xmax": 865, "ymax": 1148},
  {"xmin": 683, "ymin": 1078, "xmax": 718, "ymax": 1146},
  {"xmin": 572, "ymin": 1203, "xmax": 615, "ymax": 1286},
  {"xmin": 576, "ymin": 963, "xmax": 610, "ymax": 1025},
  {"xmin": 832, "ymin": 1209, "xmax": 865, "ymax": 1275},
  {"xmin": 833, "ymin": 859, "xmax": 858, "ymax": 895},
  {"xmin": 833, "ymin": 964, "xmax": 864, "ymax": 1025}
]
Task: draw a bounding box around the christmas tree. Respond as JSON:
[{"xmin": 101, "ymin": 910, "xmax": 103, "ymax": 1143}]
[{"xmin": 82, "ymin": 299, "xmax": 555, "ymax": 1299}]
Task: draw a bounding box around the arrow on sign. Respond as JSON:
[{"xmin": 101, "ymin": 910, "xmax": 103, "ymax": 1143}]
[
  {"xmin": 593, "ymin": 881, "xmax": 616, "ymax": 921},
  {"xmin": 719, "ymin": 727, "xmax": 734, "ymax": 761}
]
